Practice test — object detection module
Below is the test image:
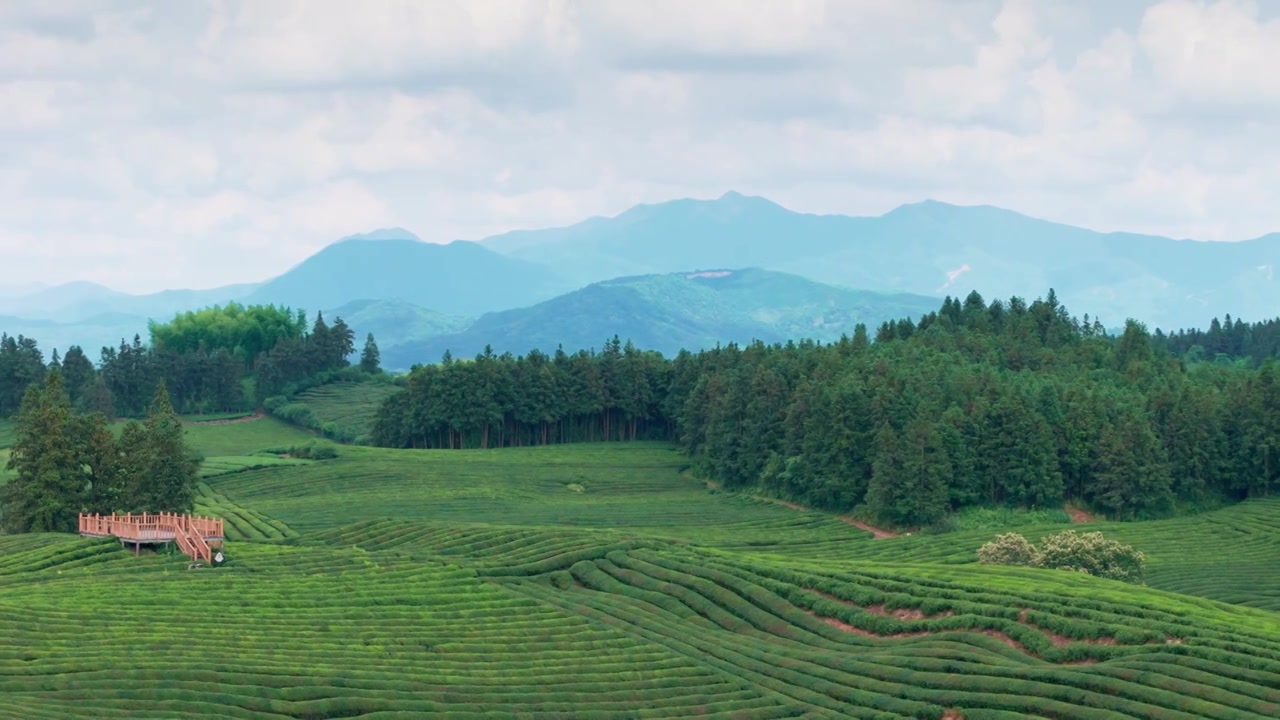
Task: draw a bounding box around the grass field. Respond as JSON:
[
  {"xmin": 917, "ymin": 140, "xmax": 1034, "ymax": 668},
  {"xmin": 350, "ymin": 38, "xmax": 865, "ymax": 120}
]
[{"xmin": 2, "ymin": 418, "xmax": 1280, "ymax": 718}]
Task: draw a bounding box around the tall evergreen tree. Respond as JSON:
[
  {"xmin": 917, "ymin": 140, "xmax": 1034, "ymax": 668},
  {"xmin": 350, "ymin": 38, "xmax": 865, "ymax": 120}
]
[
  {"xmin": 0, "ymin": 371, "xmax": 82, "ymax": 533},
  {"xmin": 360, "ymin": 333, "xmax": 382, "ymax": 374},
  {"xmin": 134, "ymin": 384, "xmax": 201, "ymax": 513}
]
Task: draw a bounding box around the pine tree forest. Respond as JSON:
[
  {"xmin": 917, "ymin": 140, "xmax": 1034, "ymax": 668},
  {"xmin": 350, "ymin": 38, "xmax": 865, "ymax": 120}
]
[
  {"xmin": 371, "ymin": 290, "xmax": 1280, "ymax": 527},
  {"xmin": 4, "ymin": 290, "xmax": 1280, "ymax": 529}
]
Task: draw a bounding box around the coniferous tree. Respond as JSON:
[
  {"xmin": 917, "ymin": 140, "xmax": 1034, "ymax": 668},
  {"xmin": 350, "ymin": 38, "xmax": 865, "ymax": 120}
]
[
  {"xmin": 135, "ymin": 384, "xmax": 201, "ymax": 513},
  {"xmin": 0, "ymin": 371, "xmax": 82, "ymax": 533},
  {"xmin": 60, "ymin": 346, "xmax": 96, "ymax": 410},
  {"xmin": 330, "ymin": 317, "xmax": 356, "ymax": 368},
  {"xmin": 71, "ymin": 412, "xmax": 123, "ymax": 512},
  {"xmin": 360, "ymin": 333, "xmax": 382, "ymax": 374}
]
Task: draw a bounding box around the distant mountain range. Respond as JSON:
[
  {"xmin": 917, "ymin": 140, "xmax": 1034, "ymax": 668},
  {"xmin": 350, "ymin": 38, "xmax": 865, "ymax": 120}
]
[
  {"xmin": 483, "ymin": 192, "xmax": 1280, "ymax": 330},
  {"xmin": 241, "ymin": 231, "xmax": 572, "ymax": 316},
  {"xmin": 2, "ymin": 193, "xmax": 1276, "ymax": 367},
  {"xmin": 381, "ymin": 268, "xmax": 939, "ymax": 368}
]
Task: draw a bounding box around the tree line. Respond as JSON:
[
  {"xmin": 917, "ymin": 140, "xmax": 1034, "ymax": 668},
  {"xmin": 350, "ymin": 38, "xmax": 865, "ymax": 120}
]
[
  {"xmin": 1, "ymin": 372, "xmax": 199, "ymax": 534},
  {"xmin": 1156, "ymin": 313, "xmax": 1280, "ymax": 366},
  {"xmin": 372, "ymin": 289, "xmax": 1280, "ymax": 527},
  {"xmin": 0, "ymin": 303, "xmax": 381, "ymax": 420}
]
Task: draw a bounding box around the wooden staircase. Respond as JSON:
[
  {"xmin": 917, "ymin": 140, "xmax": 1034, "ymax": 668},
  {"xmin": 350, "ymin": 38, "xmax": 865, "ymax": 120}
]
[{"xmin": 79, "ymin": 512, "xmax": 223, "ymax": 563}]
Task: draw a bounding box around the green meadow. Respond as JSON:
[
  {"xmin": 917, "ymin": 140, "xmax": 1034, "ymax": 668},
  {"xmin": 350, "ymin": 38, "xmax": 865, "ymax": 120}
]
[{"xmin": 1, "ymin": 416, "xmax": 1279, "ymax": 718}]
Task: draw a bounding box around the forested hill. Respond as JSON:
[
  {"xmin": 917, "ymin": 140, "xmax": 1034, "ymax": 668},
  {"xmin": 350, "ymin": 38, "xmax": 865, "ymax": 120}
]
[
  {"xmin": 381, "ymin": 268, "xmax": 940, "ymax": 366},
  {"xmin": 373, "ymin": 289, "xmax": 1279, "ymax": 528}
]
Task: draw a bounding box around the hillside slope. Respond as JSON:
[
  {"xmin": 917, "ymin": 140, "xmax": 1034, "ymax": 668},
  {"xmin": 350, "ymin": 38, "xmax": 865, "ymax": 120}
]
[
  {"xmin": 324, "ymin": 298, "xmax": 468, "ymax": 349},
  {"xmin": 482, "ymin": 192, "xmax": 1280, "ymax": 330},
  {"xmin": 382, "ymin": 267, "xmax": 939, "ymax": 367}
]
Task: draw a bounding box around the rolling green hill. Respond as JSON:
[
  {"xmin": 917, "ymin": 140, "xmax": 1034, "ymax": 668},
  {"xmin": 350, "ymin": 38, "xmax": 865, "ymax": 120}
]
[
  {"xmin": 324, "ymin": 298, "xmax": 469, "ymax": 351},
  {"xmin": 383, "ymin": 267, "xmax": 939, "ymax": 366},
  {"xmin": 2, "ymin": 428, "xmax": 1280, "ymax": 719}
]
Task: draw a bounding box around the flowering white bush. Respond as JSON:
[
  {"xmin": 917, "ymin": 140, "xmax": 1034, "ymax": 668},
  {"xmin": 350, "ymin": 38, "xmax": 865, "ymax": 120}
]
[
  {"xmin": 977, "ymin": 529, "xmax": 1145, "ymax": 584},
  {"xmin": 1035, "ymin": 530, "xmax": 1146, "ymax": 583},
  {"xmin": 977, "ymin": 532, "xmax": 1038, "ymax": 566}
]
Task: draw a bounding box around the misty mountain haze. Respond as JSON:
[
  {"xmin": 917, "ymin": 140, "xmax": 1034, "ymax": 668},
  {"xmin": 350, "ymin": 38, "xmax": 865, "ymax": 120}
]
[{"xmin": 3, "ymin": 192, "xmax": 1277, "ymax": 366}]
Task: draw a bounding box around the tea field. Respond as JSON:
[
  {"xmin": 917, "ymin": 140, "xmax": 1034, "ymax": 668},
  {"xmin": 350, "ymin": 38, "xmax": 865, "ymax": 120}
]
[
  {"xmin": 2, "ymin": 416, "xmax": 1280, "ymax": 718},
  {"xmin": 288, "ymin": 379, "xmax": 399, "ymax": 442},
  {"xmin": 181, "ymin": 415, "xmax": 318, "ymax": 456}
]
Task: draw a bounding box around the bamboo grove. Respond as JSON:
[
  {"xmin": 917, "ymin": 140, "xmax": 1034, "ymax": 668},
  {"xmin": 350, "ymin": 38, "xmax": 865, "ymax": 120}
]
[{"xmin": 372, "ymin": 290, "xmax": 1280, "ymax": 527}]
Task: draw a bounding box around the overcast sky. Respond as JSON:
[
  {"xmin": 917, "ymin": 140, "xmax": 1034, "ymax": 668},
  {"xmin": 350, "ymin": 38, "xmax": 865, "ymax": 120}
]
[{"xmin": 3, "ymin": 0, "xmax": 1279, "ymax": 293}]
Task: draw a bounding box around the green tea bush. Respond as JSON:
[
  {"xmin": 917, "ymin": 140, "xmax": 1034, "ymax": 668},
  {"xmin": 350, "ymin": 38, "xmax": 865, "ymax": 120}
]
[{"xmin": 286, "ymin": 439, "xmax": 339, "ymax": 460}]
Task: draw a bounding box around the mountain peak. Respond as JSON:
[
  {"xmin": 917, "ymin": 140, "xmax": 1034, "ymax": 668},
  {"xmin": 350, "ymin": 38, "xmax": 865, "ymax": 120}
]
[{"xmin": 339, "ymin": 227, "xmax": 421, "ymax": 243}]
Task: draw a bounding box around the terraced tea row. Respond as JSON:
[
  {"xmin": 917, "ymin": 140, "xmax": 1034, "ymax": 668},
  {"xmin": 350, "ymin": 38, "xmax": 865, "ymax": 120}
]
[
  {"xmin": 205, "ymin": 441, "xmax": 1280, "ymax": 612},
  {"xmin": 0, "ymin": 537, "xmax": 805, "ymax": 720},
  {"xmin": 199, "ymin": 456, "xmax": 313, "ymax": 479},
  {"xmin": 290, "ymin": 380, "xmax": 399, "ymax": 442},
  {"xmin": 194, "ymin": 482, "xmax": 298, "ymax": 542},
  {"xmin": 811, "ymin": 498, "xmax": 1280, "ymax": 613},
  {"xmin": 7, "ymin": 529, "xmax": 1279, "ymax": 719},
  {"xmin": 502, "ymin": 547, "xmax": 1280, "ymax": 719}
]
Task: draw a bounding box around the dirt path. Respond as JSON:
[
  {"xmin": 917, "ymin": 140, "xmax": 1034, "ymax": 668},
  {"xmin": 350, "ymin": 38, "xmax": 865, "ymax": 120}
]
[
  {"xmin": 701, "ymin": 476, "xmax": 901, "ymax": 538},
  {"xmin": 185, "ymin": 412, "xmax": 265, "ymax": 426},
  {"xmin": 1067, "ymin": 506, "xmax": 1095, "ymax": 523},
  {"xmin": 807, "ymin": 604, "xmax": 1115, "ymax": 665},
  {"xmin": 839, "ymin": 518, "xmax": 899, "ymax": 539}
]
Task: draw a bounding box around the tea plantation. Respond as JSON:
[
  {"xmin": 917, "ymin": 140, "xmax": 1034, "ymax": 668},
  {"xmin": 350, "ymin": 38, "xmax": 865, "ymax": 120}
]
[
  {"xmin": 289, "ymin": 380, "xmax": 400, "ymax": 442},
  {"xmin": 2, "ymin": 417, "xmax": 1280, "ymax": 718}
]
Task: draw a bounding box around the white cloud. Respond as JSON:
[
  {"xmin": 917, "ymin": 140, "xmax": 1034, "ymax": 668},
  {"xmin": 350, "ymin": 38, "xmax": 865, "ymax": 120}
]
[
  {"xmin": 1138, "ymin": 0, "xmax": 1280, "ymax": 106},
  {"xmin": 0, "ymin": 81, "xmax": 63, "ymax": 129},
  {"xmin": 1, "ymin": 0, "xmax": 1280, "ymax": 294}
]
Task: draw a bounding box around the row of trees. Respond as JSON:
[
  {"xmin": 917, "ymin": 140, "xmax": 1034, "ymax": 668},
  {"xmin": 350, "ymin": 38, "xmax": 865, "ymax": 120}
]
[
  {"xmin": 0, "ymin": 372, "xmax": 200, "ymax": 534},
  {"xmin": 372, "ymin": 338, "xmax": 669, "ymax": 449},
  {"xmin": 372, "ymin": 290, "xmax": 1280, "ymax": 526},
  {"xmin": 0, "ymin": 305, "xmax": 379, "ymax": 420},
  {"xmin": 1157, "ymin": 313, "xmax": 1280, "ymax": 366}
]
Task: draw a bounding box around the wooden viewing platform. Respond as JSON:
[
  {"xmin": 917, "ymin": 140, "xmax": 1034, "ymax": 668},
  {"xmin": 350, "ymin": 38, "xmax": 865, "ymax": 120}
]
[{"xmin": 79, "ymin": 512, "xmax": 224, "ymax": 564}]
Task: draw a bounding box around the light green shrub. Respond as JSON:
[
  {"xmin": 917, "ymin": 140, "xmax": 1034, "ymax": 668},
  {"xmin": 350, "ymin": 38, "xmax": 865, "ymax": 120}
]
[{"xmin": 977, "ymin": 529, "xmax": 1146, "ymax": 584}]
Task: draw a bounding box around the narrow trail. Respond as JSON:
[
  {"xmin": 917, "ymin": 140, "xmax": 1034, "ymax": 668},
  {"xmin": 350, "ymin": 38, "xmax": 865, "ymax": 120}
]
[
  {"xmin": 704, "ymin": 479, "xmax": 899, "ymax": 539},
  {"xmin": 185, "ymin": 412, "xmax": 265, "ymax": 426},
  {"xmin": 1067, "ymin": 506, "xmax": 1096, "ymax": 523},
  {"xmin": 840, "ymin": 518, "xmax": 898, "ymax": 539}
]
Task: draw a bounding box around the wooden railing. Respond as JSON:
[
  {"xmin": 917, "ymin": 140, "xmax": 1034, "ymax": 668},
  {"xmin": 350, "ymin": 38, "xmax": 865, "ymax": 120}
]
[{"xmin": 79, "ymin": 512, "xmax": 222, "ymax": 563}]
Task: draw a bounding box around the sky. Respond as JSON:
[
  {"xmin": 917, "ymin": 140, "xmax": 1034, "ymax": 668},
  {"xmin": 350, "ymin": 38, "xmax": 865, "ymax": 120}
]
[{"xmin": 3, "ymin": 0, "xmax": 1280, "ymax": 293}]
